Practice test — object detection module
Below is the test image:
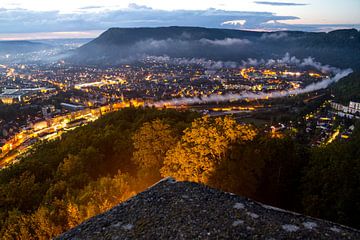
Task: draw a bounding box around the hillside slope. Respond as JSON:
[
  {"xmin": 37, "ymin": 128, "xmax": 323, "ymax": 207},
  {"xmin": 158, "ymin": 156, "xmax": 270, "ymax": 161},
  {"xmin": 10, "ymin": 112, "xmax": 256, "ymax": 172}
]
[{"xmin": 58, "ymin": 178, "xmax": 360, "ymax": 240}]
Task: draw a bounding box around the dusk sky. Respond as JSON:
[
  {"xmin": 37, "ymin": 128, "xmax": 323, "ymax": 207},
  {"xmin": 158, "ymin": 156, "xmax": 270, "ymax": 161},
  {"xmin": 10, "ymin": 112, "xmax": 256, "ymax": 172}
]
[{"xmin": 0, "ymin": 0, "xmax": 359, "ymax": 40}]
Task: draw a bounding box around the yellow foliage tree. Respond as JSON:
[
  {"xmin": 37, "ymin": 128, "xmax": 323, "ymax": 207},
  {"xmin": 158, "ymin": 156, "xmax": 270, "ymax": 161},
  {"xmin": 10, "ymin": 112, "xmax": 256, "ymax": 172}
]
[
  {"xmin": 1, "ymin": 210, "xmax": 34, "ymax": 240},
  {"xmin": 132, "ymin": 119, "xmax": 178, "ymax": 183},
  {"xmin": 161, "ymin": 115, "xmax": 256, "ymax": 183},
  {"xmin": 74, "ymin": 172, "xmax": 135, "ymax": 221},
  {"xmin": 66, "ymin": 202, "xmax": 82, "ymax": 229}
]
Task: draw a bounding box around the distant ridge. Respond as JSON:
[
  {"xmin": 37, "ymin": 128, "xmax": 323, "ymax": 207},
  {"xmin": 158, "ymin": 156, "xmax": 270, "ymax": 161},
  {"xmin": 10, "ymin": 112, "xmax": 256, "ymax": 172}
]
[
  {"xmin": 70, "ymin": 26, "xmax": 360, "ymax": 68},
  {"xmin": 86, "ymin": 26, "xmax": 360, "ymax": 47},
  {"xmin": 0, "ymin": 40, "xmax": 49, "ymax": 54},
  {"xmin": 58, "ymin": 178, "xmax": 360, "ymax": 239},
  {"xmin": 89, "ymin": 26, "xmax": 263, "ymax": 45}
]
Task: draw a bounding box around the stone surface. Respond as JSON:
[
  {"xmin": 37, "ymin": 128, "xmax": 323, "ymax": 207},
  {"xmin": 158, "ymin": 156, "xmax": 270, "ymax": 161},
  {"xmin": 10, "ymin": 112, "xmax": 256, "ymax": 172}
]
[{"xmin": 57, "ymin": 178, "xmax": 360, "ymax": 240}]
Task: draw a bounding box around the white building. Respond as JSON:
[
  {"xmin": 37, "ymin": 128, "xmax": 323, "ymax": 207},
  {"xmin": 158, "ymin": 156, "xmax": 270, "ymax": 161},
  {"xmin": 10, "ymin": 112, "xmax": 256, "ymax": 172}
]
[
  {"xmin": 349, "ymin": 101, "xmax": 360, "ymax": 114},
  {"xmin": 330, "ymin": 101, "xmax": 360, "ymax": 118}
]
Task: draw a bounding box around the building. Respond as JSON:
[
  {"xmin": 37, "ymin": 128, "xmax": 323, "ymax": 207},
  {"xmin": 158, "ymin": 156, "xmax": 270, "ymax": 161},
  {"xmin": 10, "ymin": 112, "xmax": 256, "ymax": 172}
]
[
  {"xmin": 42, "ymin": 105, "xmax": 56, "ymax": 118},
  {"xmin": 0, "ymin": 88, "xmax": 56, "ymax": 104},
  {"xmin": 60, "ymin": 103, "xmax": 85, "ymax": 111},
  {"xmin": 349, "ymin": 101, "xmax": 360, "ymax": 114},
  {"xmin": 330, "ymin": 101, "xmax": 360, "ymax": 119},
  {"xmin": 0, "ymin": 89, "xmax": 25, "ymax": 104}
]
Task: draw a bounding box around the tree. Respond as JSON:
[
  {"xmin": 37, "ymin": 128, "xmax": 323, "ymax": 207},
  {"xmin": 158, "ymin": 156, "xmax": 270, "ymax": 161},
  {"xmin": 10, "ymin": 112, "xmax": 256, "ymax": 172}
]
[
  {"xmin": 302, "ymin": 131, "xmax": 360, "ymax": 228},
  {"xmin": 255, "ymin": 137, "xmax": 305, "ymax": 209},
  {"xmin": 161, "ymin": 116, "xmax": 256, "ymax": 183},
  {"xmin": 74, "ymin": 171, "xmax": 135, "ymax": 221},
  {"xmin": 132, "ymin": 119, "xmax": 178, "ymax": 184},
  {"xmin": 0, "ymin": 209, "xmax": 33, "ymax": 240},
  {"xmin": 55, "ymin": 154, "xmax": 90, "ymax": 190},
  {"xmin": 0, "ymin": 108, "xmax": 199, "ymax": 237},
  {"xmin": 2, "ymin": 171, "xmax": 42, "ymax": 212},
  {"xmin": 30, "ymin": 201, "xmax": 68, "ymax": 240},
  {"xmin": 208, "ymin": 140, "xmax": 265, "ymax": 199}
]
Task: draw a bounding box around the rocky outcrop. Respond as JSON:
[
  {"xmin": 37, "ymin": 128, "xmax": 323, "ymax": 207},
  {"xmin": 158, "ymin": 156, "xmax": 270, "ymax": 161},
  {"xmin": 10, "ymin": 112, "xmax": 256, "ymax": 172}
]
[{"xmin": 58, "ymin": 178, "xmax": 360, "ymax": 239}]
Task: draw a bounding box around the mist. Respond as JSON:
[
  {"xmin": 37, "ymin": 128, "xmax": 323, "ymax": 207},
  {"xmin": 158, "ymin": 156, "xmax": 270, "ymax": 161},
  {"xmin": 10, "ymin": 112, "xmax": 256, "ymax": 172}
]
[
  {"xmin": 146, "ymin": 56, "xmax": 239, "ymax": 69},
  {"xmin": 147, "ymin": 53, "xmax": 342, "ymax": 74},
  {"xmin": 72, "ymin": 35, "xmax": 260, "ymax": 65},
  {"xmin": 150, "ymin": 68, "xmax": 353, "ymax": 107},
  {"xmin": 0, "ymin": 39, "xmax": 89, "ymax": 64},
  {"xmin": 241, "ymin": 53, "xmax": 341, "ymax": 74}
]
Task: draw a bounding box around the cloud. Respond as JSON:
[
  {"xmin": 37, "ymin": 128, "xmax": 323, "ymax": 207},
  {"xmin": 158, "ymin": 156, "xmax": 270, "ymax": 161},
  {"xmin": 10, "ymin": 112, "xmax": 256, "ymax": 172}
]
[
  {"xmin": 101, "ymin": 37, "xmax": 253, "ymax": 63},
  {"xmin": 258, "ymin": 20, "xmax": 360, "ymax": 32},
  {"xmin": 0, "ymin": 4, "xmax": 300, "ymax": 34},
  {"xmin": 240, "ymin": 53, "xmax": 340, "ymax": 73},
  {"xmin": 147, "ymin": 56, "xmax": 238, "ymax": 69},
  {"xmin": 0, "ymin": 3, "xmax": 358, "ymax": 37},
  {"xmin": 300, "ymin": 56, "xmax": 337, "ymax": 73},
  {"xmin": 200, "ymin": 38, "xmax": 251, "ymax": 46},
  {"xmin": 221, "ymin": 20, "xmax": 246, "ymax": 26},
  {"xmin": 78, "ymin": 6, "xmax": 104, "ymax": 10},
  {"xmin": 127, "ymin": 3, "xmax": 152, "ymax": 10},
  {"xmin": 254, "ymin": 1, "xmax": 308, "ymax": 6},
  {"xmin": 260, "ymin": 32, "xmax": 288, "ymax": 40}
]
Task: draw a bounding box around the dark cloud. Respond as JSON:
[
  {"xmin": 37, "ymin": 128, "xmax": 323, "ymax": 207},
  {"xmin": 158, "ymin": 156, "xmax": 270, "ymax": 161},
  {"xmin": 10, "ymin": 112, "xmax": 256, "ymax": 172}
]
[{"xmin": 254, "ymin": 1, "xmax": 308, "ymax": 6}]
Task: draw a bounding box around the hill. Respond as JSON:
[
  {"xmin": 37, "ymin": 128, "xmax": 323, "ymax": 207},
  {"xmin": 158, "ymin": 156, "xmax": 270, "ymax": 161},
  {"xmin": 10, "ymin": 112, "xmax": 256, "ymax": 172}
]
[
  {"xmin": 70, "ymin": 27, "xmax": 360, "ymax": 69},
  {"xmin": 58, "ymin": 178, "xmax": 360, "ymax": 239}
]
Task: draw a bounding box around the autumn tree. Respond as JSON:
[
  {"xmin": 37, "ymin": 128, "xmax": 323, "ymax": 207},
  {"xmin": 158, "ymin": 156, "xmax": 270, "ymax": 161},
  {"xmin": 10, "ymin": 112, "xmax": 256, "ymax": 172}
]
[
  {"xmin": 132, "ymin": 119, "xmax": 178, "ymax": 184},
  {"xmin": 30, "ymin": 200, "xmax": 69, "ymax": 239},
  {"xmin": 1, "ymin": 171, "xmax": 43, "ymax": 212},
  {"xmin": 71, "ymin": 171, "xmax": 135, "ymax": 222},
  {"xmin": 0, "ymin": 108, "xmax": 199, "ymax": 237},
  {"xmin": 161, "ymin": 115, "xmax": 256, "ymax": 183},
  {"xmin": 55, "ymin": 154, "xmax": 90, "ymax": 190},
  {"xmin": 0, "ymin": 210, "xmax": 33, "ymax": 240}
]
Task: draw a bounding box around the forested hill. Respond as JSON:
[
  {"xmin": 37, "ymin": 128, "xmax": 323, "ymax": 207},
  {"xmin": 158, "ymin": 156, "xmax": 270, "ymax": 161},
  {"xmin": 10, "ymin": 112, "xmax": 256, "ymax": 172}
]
[
  {"xmin": 0, "ymin": 108, "xmax": 360, "ymax": 239},
  {"xmin": 70, "ymin": 27, "xmax": 360, "ymax": 69}
]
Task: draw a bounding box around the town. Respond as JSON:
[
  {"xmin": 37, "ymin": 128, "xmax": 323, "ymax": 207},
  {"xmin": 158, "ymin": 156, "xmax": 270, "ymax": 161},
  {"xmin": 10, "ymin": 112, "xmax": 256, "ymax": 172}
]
[{"xmin": 0, "ymin": 58, "xmax": 358, "ymax": 168}]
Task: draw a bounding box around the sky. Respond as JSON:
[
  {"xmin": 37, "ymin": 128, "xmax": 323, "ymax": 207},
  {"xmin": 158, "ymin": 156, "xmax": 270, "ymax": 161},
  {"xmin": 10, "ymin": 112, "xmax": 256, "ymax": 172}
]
[{"xmin": 0, "ymin": 0, "xmax": 359, "ymax": 40}]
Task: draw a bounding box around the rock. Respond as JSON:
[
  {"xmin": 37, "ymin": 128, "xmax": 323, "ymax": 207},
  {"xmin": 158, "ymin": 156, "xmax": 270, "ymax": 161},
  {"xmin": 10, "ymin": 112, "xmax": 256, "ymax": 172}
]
[{"xmin": 57, "ymin": 178, "xmax": 360, "ymax": 240}]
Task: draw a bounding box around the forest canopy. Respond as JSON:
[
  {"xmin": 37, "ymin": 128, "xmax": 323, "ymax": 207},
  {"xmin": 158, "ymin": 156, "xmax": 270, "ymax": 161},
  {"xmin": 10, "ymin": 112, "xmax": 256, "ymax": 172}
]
[{"xmin": 0, "ymin": 107, "xmax": 359, "ymax": 239}]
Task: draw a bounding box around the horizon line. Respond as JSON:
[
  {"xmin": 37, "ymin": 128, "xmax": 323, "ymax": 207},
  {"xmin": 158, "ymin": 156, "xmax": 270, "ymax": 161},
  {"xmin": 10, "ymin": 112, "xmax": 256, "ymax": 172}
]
[{"xmin": 0, "ymin": 26, "xmax": 359, "ymax": 41}]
